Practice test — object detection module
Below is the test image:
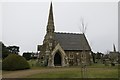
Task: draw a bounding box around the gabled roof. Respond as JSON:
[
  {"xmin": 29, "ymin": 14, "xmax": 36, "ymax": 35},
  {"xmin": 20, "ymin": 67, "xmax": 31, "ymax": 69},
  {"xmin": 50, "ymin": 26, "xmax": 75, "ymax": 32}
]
[{"xmin": 54, "ymin": 32, "xmax": 91, "ymax": 51}]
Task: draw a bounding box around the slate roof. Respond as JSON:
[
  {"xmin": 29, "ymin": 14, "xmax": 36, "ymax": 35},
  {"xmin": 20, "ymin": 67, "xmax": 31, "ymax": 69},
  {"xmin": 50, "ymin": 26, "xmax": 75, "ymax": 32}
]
[{"xmin": 54, "ymin": 32, "xmax": 91, "ymax": 51}]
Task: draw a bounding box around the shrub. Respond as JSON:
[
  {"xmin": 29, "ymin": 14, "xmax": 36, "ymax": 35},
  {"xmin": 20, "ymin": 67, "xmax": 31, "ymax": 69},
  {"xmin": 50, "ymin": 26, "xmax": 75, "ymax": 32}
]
[
  {"xmin": 23, "ymin": 53, "xmax": 32, "ymax": 60},
  {"xmin": 2, "ymin": 54, "xmax": 30, "ymax": 71}
]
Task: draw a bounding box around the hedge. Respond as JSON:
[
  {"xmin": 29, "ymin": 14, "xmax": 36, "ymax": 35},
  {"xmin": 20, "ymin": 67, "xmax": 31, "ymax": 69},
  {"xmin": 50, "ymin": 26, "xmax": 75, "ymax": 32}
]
[{"xmin": 2, "ymin": 54, "xmax": 30, "ymax": 71}]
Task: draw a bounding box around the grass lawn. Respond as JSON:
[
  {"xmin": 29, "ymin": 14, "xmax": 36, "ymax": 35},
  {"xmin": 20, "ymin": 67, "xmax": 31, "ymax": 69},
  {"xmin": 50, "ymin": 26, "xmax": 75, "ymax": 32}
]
[
  {"xmin": 2, "ymin": 62, "xmax": 119, "ymax": 78},
  {"xmin": 25, "ymin": 64, "xmax": 119, "ymax": 78}
]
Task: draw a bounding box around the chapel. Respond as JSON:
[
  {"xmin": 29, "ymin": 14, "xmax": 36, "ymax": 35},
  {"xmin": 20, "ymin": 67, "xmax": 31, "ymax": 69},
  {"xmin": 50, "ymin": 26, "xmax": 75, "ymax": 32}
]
[{"xmin": 38, "ymin": 2, "xmax": 92, "ymax": 67}]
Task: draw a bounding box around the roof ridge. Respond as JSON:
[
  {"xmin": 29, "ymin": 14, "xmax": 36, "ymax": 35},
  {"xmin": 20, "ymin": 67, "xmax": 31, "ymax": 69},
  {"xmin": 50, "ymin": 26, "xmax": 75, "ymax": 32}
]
[{"xmin": 55, "ymin": 32, "xmax": 82, "ymax": 35}]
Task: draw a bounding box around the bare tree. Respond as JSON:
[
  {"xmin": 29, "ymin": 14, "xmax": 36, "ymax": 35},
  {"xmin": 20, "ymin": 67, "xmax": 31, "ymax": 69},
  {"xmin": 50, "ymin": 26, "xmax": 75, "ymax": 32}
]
[
  {"xmin": 79, "ymin": 18, "xmax": 88, "ymax": 78},
  {"xmin": 79, "ymin": 18, "xmax": 88, "ymax": 34}
]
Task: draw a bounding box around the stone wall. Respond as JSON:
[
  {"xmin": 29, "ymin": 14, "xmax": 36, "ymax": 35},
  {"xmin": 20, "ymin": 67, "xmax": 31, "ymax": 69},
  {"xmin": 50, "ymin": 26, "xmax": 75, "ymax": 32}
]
[{"xmin": 65, "ymin": 50, "xmax": 91, "ymax": 66}]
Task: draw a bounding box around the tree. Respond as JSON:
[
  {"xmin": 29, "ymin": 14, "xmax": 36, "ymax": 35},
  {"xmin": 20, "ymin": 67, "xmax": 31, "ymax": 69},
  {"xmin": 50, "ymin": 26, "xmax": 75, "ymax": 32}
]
[
  {"xmin": 96, "ymin": 52, "xmax": 102, "ymax": 59},
  {"xmin": 1, "ymin": 42, "xmax": 10, "ymax": 59},
  {"xmin": 79, "ymin": 18, "xmax": 87, "ymax": 34},
  {"xmin": 91, "ymin": 52, "xmax": 96, "ymax": 63},
  {"xmin": 0, "ymin": 42, "xmax": 2, "ymax": 58},
  {"xmin": 79, "ymin": 18, "xmax": 88, "ymax": 78},
  {"xmin": 23, "ymin": 52, "xmax": 32, "ymax": 60},
  {"xmin": 118, "ymin": 53, "xmax": 120, "ymax": 64},
  {"xmin": 7, "ymin": 46, "xmax": 19, "ymax": 54},
  {"xmin": 1, "ymin": 42, "xmax": 20, "ymax": 59}
]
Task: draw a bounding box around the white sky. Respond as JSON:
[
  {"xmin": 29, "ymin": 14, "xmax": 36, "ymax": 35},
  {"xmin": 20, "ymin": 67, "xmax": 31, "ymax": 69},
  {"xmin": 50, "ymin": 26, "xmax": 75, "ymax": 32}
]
[{"xmin": 1, "ymin": 0, "xmax": 119, "ymax": 55}]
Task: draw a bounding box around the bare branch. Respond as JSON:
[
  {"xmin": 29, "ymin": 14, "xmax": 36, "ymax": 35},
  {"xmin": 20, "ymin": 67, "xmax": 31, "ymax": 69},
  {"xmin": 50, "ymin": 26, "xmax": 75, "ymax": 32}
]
[{"xmin": 79, "ymin": 17, "xmax": 87, "ymax": 34}]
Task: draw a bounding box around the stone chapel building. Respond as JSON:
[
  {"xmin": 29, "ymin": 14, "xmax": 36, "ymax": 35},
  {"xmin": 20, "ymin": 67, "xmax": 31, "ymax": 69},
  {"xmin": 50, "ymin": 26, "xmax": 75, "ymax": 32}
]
[{"xmin": 37, "ymin": 2, "xmax": 92, "ymax": 67}]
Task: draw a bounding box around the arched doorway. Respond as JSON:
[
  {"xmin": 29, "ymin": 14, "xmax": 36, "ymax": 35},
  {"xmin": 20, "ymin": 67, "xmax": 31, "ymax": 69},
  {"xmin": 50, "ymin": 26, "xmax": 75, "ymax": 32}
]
[{"xmin": 54, "ymin": 51, "xmax": 61, "ymax": 66}]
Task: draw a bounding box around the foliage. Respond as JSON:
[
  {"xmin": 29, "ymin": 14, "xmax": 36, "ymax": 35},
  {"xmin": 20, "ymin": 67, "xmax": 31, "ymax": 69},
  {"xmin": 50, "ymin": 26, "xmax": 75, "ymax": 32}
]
[
  {"xmin": 118, "ymin": 53, "xmax": 120, "ymax": 64},
  {"xmin": 1, "ymin": 42, "xmax": 10, "ymax": 59},
  {"xmin": 2, "ymin": 54, "xmax": 30, "ymax": 71},
  {"xmin": 7, "ymin": 46, "xmax": 19, "ymax": 54},
  {"xmin": 91, "ymin": 52, "xmax": 96, "ymax": 63},
  {"xmin": 96, "ymin": 52, "xmax": 104, "ymax": 59},
  {"xmin": 28, "ymin": 59, "xmax": 43, "ymax": 67},
  {"xmin": 1, "ymin": 42, "xmax": 20, "ymax": 59},
  {"xmin": 23, "ymin": 52, "xmax": 32, "ymax": 60},
  {"xmin": 23, "ymin": 52, "xmax": 38, "ymax": 60},
  {"xmin": 0, "ymin": 42, "xmax": 2, "ymax": 58},
  {"xmin": 28, "ymin": 59, "xmax": 37, "ymax": 67},
  {"xmin": 0, "ymin": 59, "xmax": 1, "ymax": 70}
]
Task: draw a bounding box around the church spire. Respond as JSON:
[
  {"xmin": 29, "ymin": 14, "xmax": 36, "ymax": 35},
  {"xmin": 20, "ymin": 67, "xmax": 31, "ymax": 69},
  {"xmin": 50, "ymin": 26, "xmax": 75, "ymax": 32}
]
[{"xmin": 47, "ymin": 2, "xmax": 54, "ymax": 33}]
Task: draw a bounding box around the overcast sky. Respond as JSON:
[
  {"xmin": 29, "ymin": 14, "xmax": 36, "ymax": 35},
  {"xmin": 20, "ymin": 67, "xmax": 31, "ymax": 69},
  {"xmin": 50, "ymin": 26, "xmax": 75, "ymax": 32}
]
[{"xmin": 1, "ymin": 0, "xmax": 118, "ymax": 55}]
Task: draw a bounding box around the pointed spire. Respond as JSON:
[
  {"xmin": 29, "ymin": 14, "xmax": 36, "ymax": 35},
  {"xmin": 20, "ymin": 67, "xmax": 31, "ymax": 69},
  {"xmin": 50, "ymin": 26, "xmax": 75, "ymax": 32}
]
[
  {"xmin": 48, "ymin": 2, "xmax": 54, "ymax": 25},
  {"xmin": 113, "ymin": 44, "xmax": 116, "ymax": 52},
  {"xmin": 47, "ymin": 2, "xmax": 54, "ymax": 32}
]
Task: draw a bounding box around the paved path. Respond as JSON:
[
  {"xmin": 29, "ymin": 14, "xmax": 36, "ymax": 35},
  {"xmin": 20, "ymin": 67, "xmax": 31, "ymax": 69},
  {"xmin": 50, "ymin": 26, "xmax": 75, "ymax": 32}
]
[{"xmin": 2, "ymin": 68, "xmax": 80, "ymax": 78}]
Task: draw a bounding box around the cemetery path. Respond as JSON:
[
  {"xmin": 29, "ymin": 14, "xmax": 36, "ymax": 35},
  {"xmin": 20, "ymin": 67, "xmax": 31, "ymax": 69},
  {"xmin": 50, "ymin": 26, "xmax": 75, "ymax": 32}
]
[{"xmin": 2, "ymin": 67, "xmax": 80, "ymax": 78}]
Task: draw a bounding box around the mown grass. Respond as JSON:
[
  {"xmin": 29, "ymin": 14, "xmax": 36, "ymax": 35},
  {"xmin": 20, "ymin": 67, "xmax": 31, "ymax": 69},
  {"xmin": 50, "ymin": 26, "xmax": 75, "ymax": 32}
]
[
  {"xmin": 2, "ymin": 62, "xmax": 119, "ymax": 78},
  {"xmin": 25, "ymin": 64, "xmax": 119, "ymax": 78},
  {"xmin": 87, "ymin": 68, "xmax": 118, "ymax": 78}
]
